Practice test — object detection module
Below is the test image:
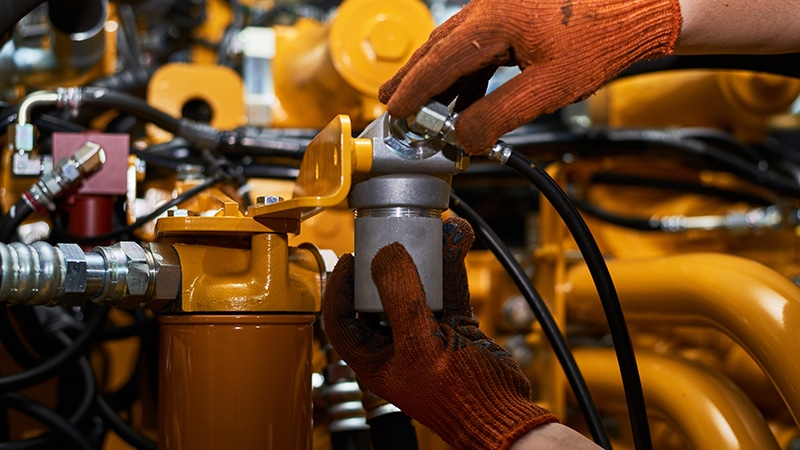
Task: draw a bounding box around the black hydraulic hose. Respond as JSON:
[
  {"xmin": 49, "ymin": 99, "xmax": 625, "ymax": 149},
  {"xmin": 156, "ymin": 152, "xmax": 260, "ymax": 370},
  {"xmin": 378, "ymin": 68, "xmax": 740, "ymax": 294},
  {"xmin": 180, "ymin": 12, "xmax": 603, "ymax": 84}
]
[
  {"xmin": 90, "ymin": 67, "xmax": 157, "ymax": 95},
  {"xmin": 0, "ymin": 305, "xmax": 109, "ymax": 393},
  {"xmin": 79, "ymin": 87, "xmax": 183, "ymax": 135},
  {"xmin": 2, "ymin": 353, "xmax": 96, "ymax": 450},
  {"xmin": 589, "ymin": 172, "xmax": 773, "ymax": 206},
  {"xmin": 569, "ymin": 196, "xmax": 659, "ymax": 232},
  {"xmin": 0, "ymin": 307, "xmax": 40, "ymax": 369},
  {"xmin": 330, "ymin": 430, "xmax": 371, "ymax": 450},
  {"xmin": 508, "ymin": 127, "xmax": 800, "ymax": 199},
  {"xmin": 95, "ymin": 395, "xmax": 157, "ymax": 450},
  {"xmin": 604, "ymin": 129, "xmax": 800, "ymax": 198},
  {"xmin": 0, "ymin": 393, "xmax": 93, "ymax": 450},
  {"xmin": 449, "ymin": 192, "xmax": 612, "ymax": 449},
  {"xmin": 367, "ymin": 412, "xmax": 419, "ymax": 450},
  {"xmin": 0, "ymin": 0, "xmax": 45, "ymax": 36},
  {"xmin": 622, "ymin": 53, "xmax": 800, "ymax": 80},
  {"xmin": 504, "ymin": 150, "xmax": 652, "ymax": 450},
  {"xmin": 0, "ymin": 199, "xmax": 34, "ymax": 243}
]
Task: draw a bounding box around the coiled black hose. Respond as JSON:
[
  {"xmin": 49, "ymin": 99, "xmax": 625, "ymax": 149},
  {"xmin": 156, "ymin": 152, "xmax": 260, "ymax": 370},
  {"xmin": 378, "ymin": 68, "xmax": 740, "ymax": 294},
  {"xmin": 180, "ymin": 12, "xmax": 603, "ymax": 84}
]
[
  {"xmin": 0, "ymin": 393, "xmax": 93, "ymax": 450},
  {"xmin": 503, "ymin": 150, "xmax": 652, "ymax": 450},
  {"xmin": 449, "ymin": 192, "xmax": 612, "ymax": 449},
  {"xmin": 0, "ymin": 305, "xmax": 109, "ymax": 393}
]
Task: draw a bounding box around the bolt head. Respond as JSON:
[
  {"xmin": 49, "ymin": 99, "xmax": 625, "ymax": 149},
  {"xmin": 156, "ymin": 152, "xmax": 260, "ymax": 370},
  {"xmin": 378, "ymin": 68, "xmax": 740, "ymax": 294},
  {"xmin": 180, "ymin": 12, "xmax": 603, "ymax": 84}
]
[
  {"xmin": 167, "ymin": 209, "xmax": 193, "ymax": 217},
  {"xmin": 365, "ymin": 20, "xmax": 410, "ymax": 62},
  {"xmin": 257, "ymin": 195, "xmax": 284, "ymax": 206}
]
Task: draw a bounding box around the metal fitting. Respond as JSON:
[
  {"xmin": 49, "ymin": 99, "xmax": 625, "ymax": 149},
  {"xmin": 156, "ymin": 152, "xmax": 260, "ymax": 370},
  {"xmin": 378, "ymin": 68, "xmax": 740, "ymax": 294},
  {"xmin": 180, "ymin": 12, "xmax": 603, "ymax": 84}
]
[
  {"xmin": 24, "ymin": 141, "xmax": 105, "ymax": 212},
  {"xmin": 257, "ymin": 195, "xmax": 284, "ymax": 205},
  {"xmin": 362, "ymin": 113, "xmax": 467, "ymax": 173},
  {"xmin": 324, "ymin": 359, "xmax": 368, "ymax": 433},
  {"xmin": 406, "ymin": 101, "xmax": 459, "ymax": 146},
  {"xmin": 487, "ymin": 141, "xmax": 513, "ymax": 165},
  {"xmin": 0, "ymin": 241, "xmax": 181, "ymax": 309}
]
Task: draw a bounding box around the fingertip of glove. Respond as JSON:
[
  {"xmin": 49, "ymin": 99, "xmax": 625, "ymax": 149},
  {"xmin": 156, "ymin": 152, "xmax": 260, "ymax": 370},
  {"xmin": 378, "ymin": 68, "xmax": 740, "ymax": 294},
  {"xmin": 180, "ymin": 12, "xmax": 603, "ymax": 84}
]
[
  {"xmin": 443, "ymin": 217, "xmax": 475, "ymax": 248},
  {"xmin": 371, "ymin": 242, "xmax": 413, "ymax": 277}
]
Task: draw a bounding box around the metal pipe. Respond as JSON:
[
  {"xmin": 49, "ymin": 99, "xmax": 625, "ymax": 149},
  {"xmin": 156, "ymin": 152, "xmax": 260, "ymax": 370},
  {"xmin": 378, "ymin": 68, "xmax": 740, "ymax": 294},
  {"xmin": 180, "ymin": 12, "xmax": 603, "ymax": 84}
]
[
  {"xmin": 573, "ymin": 347, "xmax": 780, "ymax": 450},
  {"xmin": 566, "ymin": 253, "xmax": 800, "ymax": 426}
]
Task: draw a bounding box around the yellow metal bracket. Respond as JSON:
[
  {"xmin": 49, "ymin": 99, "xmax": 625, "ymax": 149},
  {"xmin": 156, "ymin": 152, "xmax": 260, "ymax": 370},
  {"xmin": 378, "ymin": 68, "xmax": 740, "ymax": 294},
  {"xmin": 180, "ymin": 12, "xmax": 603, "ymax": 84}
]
[{"xmin": 250, "ymin": 115, "xmax": 372, "ymax": 222}]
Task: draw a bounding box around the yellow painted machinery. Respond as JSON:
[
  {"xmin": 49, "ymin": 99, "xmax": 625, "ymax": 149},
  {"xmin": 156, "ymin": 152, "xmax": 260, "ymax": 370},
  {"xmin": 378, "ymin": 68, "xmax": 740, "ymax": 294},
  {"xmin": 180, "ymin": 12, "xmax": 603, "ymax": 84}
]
[{"xmin": 1, "ymin": 1, "xmax": 800, "ymax": 450}]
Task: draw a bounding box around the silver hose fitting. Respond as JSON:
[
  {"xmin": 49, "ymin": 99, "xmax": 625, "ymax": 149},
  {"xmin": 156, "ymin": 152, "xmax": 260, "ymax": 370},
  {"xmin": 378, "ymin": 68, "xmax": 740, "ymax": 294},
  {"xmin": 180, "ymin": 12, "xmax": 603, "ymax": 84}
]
[
  {"xmin": 0, "ymin": 241, "xmax": 181, "ymax": 309},
  {"xmin": 23, "ymin": 141, "xmax": 105, "ymax": 212},
  {"xmin": 349, "ymin": 174, "xmax": 451, "ymax": 313}
]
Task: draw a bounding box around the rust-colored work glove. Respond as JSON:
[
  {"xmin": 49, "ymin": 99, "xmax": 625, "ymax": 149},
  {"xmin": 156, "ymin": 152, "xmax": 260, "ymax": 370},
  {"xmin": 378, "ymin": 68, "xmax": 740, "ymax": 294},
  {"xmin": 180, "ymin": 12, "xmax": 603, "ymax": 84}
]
[
  {"xmin": 379, "ymin": 0, "xmax": 682, "ymax": 154},
  {"xmin": 323, "ymin": 218, "xmax": 558, "ymax": 450}
]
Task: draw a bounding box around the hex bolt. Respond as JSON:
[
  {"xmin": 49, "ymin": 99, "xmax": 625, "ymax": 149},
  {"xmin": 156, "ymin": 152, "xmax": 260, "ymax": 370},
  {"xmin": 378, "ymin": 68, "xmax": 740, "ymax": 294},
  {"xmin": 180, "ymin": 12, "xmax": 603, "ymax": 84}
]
[
  {"xmin": 257, "ymin": 195, "xmax": 284, "ymax": 205},
  {"xmin": 365, "ymin": 20, "xmax": 410, "ymax": 62},
  {"xmin": 167, "ymin": 209, "xmax": 193, "ymax": 217}
]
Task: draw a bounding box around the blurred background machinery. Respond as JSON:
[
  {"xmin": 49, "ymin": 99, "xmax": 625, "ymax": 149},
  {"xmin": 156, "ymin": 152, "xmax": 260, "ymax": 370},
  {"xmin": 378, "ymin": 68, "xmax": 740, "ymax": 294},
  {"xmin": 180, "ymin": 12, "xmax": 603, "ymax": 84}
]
[{"xmin": 1, "ymin": 0, "xmax": 800, "ymax": 449}]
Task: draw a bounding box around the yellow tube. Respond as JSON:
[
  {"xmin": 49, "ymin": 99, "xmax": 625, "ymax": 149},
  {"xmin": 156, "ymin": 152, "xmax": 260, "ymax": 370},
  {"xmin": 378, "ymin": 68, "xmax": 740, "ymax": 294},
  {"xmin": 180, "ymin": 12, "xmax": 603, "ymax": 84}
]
[
  {"xmin": 566, "ymin": 253, "xmax": 800, "ymax": 426},
  {"xmin": 573, "ymin": 348, "xmax": 780, "ymax": 450}
]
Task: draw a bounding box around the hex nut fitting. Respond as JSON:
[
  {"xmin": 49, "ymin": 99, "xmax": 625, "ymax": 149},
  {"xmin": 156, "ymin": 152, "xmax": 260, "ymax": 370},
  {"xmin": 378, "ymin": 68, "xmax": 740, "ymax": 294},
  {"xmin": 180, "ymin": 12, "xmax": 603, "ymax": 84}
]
[
  {"xmin": 58, "ymin": 243, "xmax": 88, "ymax": 294},
  {"xmin": 146, "ymin": 242, "xmax": 181, "ymax": 311},
  {"xmin": 406, "ymin": 102, "xmax": 449, "ymax": 138}
]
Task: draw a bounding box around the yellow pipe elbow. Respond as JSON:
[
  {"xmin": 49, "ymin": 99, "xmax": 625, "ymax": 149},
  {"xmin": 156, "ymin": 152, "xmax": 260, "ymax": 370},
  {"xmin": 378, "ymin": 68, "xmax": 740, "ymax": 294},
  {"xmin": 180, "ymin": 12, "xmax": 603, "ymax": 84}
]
[
  {"xmin": 566, "ymin": 253, "xmax": 800, "ymax": 426},
  {"xmin": 573, "ymin": 348, "xmax": 780, "ymax": 450}
]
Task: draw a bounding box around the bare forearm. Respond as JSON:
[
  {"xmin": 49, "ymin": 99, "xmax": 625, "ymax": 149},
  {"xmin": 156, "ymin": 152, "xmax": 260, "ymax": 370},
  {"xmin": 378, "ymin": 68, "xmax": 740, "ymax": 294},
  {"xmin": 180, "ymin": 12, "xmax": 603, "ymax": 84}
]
[
  {"xmin": 509, "ymin": 423, "xmax": 603, "ymax": 450},
  {"xmin": 676, "ymin": 0, "xmax": 800, "ymax": 54}
]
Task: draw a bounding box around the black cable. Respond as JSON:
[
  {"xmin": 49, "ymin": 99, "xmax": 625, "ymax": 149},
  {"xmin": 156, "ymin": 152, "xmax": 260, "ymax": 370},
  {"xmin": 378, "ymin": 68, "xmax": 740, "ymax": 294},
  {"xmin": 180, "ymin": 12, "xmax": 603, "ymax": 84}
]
[
  {"xmin": 0, "ymin": 199, "xmax": 34, "ymax": 243},
  {"xmin": 0, "ymin": 393, "xmax": 93, "ymax": 450},
  {"xmin": 62, "ymin": 174, "xmax": 225, "ymax": 244},
  {"xmin": 95, "ymin": 395, "xmax": 157, "ymax": 450},
  {"xmin": 449, "ymin": 192, "xmax": 612, "ymax": 449},
  {"xmin": 505, "ymin": 126, "xmax": 800, "ymax": 199},
  {"xmin": 366, "ymin": 412, "xmax": 417, "ymax": 450},
  {"xmin": 589, "ymin": 173, "xmax": 773, "ymax": 206},
  {"xmin": 78, "ymin": 87, "xmax": 183, "ymax": 136},
  {"xmin": 0, "ymin": 305, "xmax": 109, "ymax": 393},
  {"xmin": 504, "ymin": 150, "xmax": 652, "ymax": 450},
  {"xmin": 2, "ymin": 353, "xmax": 96, "ymax": 450},
  {"xmin": 621, "ymin": 53, "xmax": 800, "ymax": 80},
  {"xmin": 0, "ymin": 307, "xmax": 40, "ymax": 369},
  {"xmin": 569, "ymin": 196, "xmax": 659, "ymax": 232}
]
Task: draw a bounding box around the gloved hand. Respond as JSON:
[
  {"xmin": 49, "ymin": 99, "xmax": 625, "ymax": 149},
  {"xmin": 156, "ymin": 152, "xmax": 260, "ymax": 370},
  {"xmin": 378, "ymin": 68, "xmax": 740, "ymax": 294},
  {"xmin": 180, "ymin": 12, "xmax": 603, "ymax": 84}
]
[
  {"xmin": 323, "ymin": 217, "xmax": 558, "ymax": 450},
  {"xmin": 379, "ymin": 0, "xmax": 682, "ymax": 154}
]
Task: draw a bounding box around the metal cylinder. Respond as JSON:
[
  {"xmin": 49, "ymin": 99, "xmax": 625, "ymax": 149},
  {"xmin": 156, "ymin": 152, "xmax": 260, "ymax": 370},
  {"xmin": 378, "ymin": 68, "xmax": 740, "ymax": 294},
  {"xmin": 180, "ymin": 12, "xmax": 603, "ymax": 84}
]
[
  {"xmin": 158, "ymin": 314, "xmax": 315, "ymax": 450},
  {"xmin": 349, "ymin": 174, "xmax": 450, "ymax": 313},
  {"xmin": 50, "ymin": 0, "xmax": 108, "ymax": 71}
]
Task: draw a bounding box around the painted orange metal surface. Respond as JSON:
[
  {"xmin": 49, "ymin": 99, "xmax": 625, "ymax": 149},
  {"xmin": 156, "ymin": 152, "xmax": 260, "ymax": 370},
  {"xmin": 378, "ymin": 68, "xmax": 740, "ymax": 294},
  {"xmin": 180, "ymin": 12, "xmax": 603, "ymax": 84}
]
[
  {"xmin": 159, "ymin": 314, "xmax": 315, "ymax": 450},
  {"xmin": 169, "ymin": 233, "xmax": 321, "ymax": 313},
  {"xmin": 573, "ymin": 347, "xmax": 780, "ymax": 449},
  {"xmin": 565, "ymin": 253, "xmax": 800, "ymax": 427}
]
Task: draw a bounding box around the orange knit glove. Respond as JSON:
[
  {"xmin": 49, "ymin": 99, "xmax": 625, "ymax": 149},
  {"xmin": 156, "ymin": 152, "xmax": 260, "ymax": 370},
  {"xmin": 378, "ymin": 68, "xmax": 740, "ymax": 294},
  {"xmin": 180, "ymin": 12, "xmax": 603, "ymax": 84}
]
[
  {"xmin": 379, "ymin": 0, "xmax": 682, "ymax": 154},
  {"xmin": 323, "ymin": 218, "xmax": 559, "ymax": 450}
]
